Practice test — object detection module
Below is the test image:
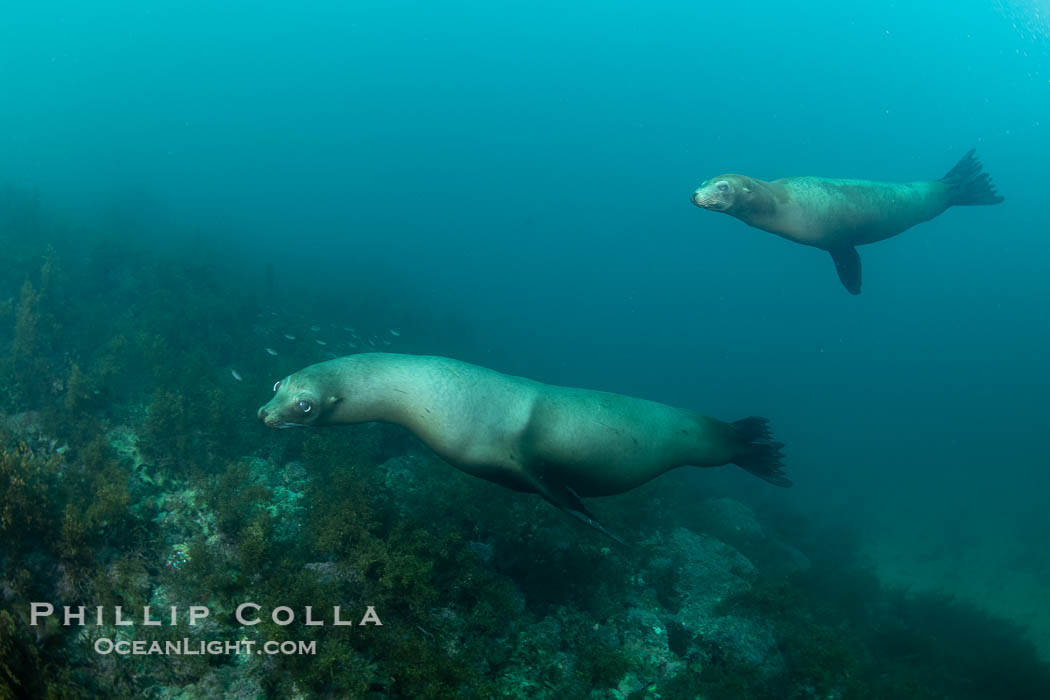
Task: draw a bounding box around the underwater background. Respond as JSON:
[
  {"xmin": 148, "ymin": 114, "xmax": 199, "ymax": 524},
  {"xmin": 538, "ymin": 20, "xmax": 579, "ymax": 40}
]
[{"xmin": 2, "ymin": 0, "xmax": 1049, "ymax": 697}]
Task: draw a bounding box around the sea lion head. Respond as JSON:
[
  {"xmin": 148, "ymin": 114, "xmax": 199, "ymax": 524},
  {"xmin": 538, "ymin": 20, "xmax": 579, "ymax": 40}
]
[
  {"xmin": 691, "ymin": 174, "xmax": 755, "ymax": 214},
  {"xmin": 257, "ymin": 367, "xmax": 342, "ymax": 428}
]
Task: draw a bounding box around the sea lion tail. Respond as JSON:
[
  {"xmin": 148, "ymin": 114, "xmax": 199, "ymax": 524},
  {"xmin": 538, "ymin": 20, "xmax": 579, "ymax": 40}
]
[
  {"xmin": 729, "ymin": 417, "xmax": 792, "ymax": 487},
  {"xmin": 939, "ymin": 149, "xmax": 1004, "ymax": 206}
]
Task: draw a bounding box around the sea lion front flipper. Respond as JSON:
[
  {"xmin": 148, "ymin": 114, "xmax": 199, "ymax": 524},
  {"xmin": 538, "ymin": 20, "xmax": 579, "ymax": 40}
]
[
  {"xmin": 534, "ymin": 477, "xmax": 627, "ymax": 545},
  {"xmin": 829, "ymin": 246, "xmax": 862, "ymax": 295}
]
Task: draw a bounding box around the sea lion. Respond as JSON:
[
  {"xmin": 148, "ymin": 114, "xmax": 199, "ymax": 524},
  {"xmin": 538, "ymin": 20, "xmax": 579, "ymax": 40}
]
[
  {"xmin": 690, "ymin": 150, "xmax": 1003, "ymax": 294},
  {"xmin": 257, "ymin": 353, "xmax": 789, "ymax": 541}
]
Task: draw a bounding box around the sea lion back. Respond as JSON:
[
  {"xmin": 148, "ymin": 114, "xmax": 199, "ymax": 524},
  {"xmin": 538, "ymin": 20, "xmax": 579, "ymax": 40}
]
[{"xmin": 778, "ymin": 176, "xmax": 949, "ymax": 246}]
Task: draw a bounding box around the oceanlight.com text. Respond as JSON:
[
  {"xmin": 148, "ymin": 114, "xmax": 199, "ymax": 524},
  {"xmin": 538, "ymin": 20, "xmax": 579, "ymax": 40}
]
[{"xmin": 93, "ymin": 638, "xmax": 317, "ymax": 656}]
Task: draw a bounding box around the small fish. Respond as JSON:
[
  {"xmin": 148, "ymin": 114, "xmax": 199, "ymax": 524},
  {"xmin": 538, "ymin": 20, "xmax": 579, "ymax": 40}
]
[
  {"xmin": 230, "ymin": 369, "xmax": 243, "ymax": 381},
  {"xmin": 382, "ymin": 339, "xmax": 391, "ymax": 346},
  {"xmin": 310, "ymin": 325, "xmax": 321, "ymax": 332},
  {"xmin": 316, "ymin": 340, "xmax": 327, "ymax": 346},
  {"xmin": 284, "ymin": 334, "xmax": 296, "ymax": 340},
  {"xmin": 265, "ymin": 347, "xmax": 278, "ymax": 356},
  {"xmin": 389, "ymin": 329, "xmax": 400, "ymax": 336},
  {"xmin": 342, "ymin": 326, "xmax": 353, "ymax": 332},
  {"xmin": 348, "ymin": 342, "xmax": 358, "ymax": 349},
  {"xmin": 368, "ymin": 339, "xmax": 376, "ymax": 346}
]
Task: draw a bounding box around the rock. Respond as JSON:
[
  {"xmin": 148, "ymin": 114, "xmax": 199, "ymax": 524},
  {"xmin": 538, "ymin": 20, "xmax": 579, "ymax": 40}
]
[
  {"xmin": 2, "ymin": 411, "xmax": 41, "ymax": 435},
  {"xmin": 303, "ymin": 561, "xmax": 362, "ymax": 586},
  {"xmin": 616, "ymin": 605, "xmax": 686, "ymax": 694},
  {"xmin": 696, "ymin": 497, "xmax": 765, "ymax": 545},
  {"xmin": 654, "ymin": 528, "xmax": 786, "ymax": 678},
  {"xmin": 763, "ymin": 539, "xmax": 812, "ymax": 578},
  {"xmin": 696, "ymin": 498, "xmax": 811, "ymax": 577}
]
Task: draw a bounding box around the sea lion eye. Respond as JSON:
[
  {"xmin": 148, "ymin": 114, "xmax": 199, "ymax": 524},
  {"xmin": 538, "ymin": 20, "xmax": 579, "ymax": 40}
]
[
  {"xmin": 298, "ymin": 399, "xmax": 312, "ymax": 413},
  {"xmin": 273, "ymin": 380, "xmax": 281, "ymax": 393},
  {"xmin": 717, "ymin": 182, "xmax": 729, "ymax": 193}
]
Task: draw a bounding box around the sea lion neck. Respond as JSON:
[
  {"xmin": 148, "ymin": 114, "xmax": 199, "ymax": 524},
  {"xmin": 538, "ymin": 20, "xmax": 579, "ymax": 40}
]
[
  {"xmin": 315, "ymin": 354, "xmax": 409, "ymax": 425},
  {"xmin": 727, "ymin": 177, "xmax": 780, "ymax": 223}
]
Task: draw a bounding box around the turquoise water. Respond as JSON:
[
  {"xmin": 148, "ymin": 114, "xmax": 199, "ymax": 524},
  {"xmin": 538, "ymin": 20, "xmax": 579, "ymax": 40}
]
[{"xmin": 1, "ymin": 1, "xmax": 1048, "ymax": 697}]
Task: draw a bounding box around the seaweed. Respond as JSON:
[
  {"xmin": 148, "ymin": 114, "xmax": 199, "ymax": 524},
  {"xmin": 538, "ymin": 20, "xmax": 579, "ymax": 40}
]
[
  {"xmin": 0, "ymin": 437, "xmax": 61, "ymax": 551},
  {"xmin": 0, "ymin": 610, "xmax": 84, "ymax": 700},
  {"xmin": 720, "ymin": 564, "xmax": 1050, "ymax": 700}
]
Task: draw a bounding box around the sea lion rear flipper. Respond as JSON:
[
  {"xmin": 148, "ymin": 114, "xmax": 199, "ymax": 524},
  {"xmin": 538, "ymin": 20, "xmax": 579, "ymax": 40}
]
[
  {"xmin": 536, "ymin": 478, "xmax": 627, "ymax": 545},
  {"xmin": 939, "ymin": 149, "xmax": 1003, "ymax": 206},
  {"xmin": 829, "ymin": 246, "xmax": 862, "ymax": 295},
  {"xmin": 730, "ymin": 417, "xmax": 792, "ymax": 487}
]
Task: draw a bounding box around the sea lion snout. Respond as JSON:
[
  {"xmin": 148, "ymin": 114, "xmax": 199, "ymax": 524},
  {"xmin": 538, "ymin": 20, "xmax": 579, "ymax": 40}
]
[
  {"xmin": 257, "ymin": 401, "xmax": 306, "ymax": 429},
  {"xmin": 257, "ymin": 403, "xmax": 287, "ymax": 428},
  {"xmin": 691, "ymin": 178, "xmax": 736, "ymax": 212},
  {"xmin": 691, "ymin": 189, "xmax": 716, "ymax": 209},
  {"xmin": 691, "ymin": 190, "xmax": 728, "ymax": 212},
  {"xmin": 258, "ymin": 375, "xmax": 325, "ymax": 428}
]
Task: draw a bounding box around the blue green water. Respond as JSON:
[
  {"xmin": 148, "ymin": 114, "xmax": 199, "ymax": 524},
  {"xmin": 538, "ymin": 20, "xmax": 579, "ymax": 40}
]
[{"xmin": 1, "ymin": 1, "xmax": 1048, "ymax": 697}]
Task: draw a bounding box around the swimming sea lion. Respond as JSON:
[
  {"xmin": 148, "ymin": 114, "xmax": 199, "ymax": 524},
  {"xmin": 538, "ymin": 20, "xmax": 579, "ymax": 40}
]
[
  {"xmin": 690, "ymin": 150, "xmax": 1003, "ymax": 294},
  {"xmin": 257, "ymin": 353, "xmax": 789, "ymax": 541}
]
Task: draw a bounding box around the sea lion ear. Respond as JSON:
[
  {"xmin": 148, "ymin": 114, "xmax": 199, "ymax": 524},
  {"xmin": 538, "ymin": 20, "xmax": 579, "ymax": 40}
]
[
  {"xmin": 328, "ymin": 395, "xmax": 342, "ymax": 405},
  {"xmin": 742, "ymin": 185, "xmax": 753, "ymax": 194}
]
